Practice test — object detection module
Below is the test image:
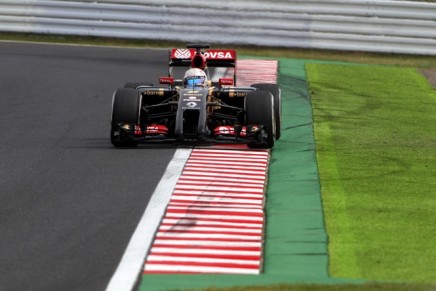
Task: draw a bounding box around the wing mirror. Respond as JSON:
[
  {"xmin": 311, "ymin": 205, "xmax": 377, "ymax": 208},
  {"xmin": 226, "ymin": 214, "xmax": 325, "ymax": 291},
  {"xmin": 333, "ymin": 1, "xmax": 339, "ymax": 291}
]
[
  {"xmin": 219, "ymin": 78, "xmax": 234, "ymax": 86},
  {"xmin": 159, "ymin": 77, "xmax": 174, "ymax": 85}
]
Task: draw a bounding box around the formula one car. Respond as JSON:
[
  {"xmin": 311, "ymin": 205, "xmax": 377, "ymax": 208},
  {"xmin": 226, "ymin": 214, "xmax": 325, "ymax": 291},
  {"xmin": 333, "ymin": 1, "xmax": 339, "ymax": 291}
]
[{"xmin": 110, "ymin": 44, "xmax": 281, "ymax": 148}]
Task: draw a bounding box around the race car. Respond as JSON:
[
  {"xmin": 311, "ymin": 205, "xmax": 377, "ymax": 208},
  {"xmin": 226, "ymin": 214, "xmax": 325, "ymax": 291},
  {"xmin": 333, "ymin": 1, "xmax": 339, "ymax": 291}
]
[{"xmin": 110, "ymin": 44, "xmax": 281, "ymax": 148}]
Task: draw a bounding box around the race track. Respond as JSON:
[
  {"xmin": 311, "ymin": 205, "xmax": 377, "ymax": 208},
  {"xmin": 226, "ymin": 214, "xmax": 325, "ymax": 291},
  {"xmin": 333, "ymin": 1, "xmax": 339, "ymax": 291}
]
[{"xmin": 0, "ymin": 42, "xmax": 176, "ymax": 291}]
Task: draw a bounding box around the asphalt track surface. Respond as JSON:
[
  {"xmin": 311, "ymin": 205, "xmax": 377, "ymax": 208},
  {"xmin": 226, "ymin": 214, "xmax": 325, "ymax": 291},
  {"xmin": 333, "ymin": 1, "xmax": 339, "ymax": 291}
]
[{"xmin": 0, "ymin": 42, "xmax": 176, "ymax": 291}]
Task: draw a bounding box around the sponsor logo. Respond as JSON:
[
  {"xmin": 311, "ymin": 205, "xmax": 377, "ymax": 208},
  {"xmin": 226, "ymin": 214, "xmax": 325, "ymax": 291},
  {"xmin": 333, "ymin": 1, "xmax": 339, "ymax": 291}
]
[
  {"xmin": 145, "ymin": 124, "xmax": 169, "ymax": 134},
  {"xmin": 183, "ymin": 96, "xmax": 201, "ymax": 102},
  {"xmin": 184, "ymin": 93, "xmax": 203, "ymax": 97},
  {"xmin": 174, "ymin": 49, "xmax": 191, "ymax": 59},
  {"xmin": 173, "ymin": 49, "xmax": 234, "ymax": 59},
  {"xmin": 214, "ymin": 126, "xmax": 247, "ymax": 137},
  {"xmin": 229, "ymin": 91, "xmax": 247, "ymax": 98},
  {"xmin": 144, "ymin": 90, "xmax": 164, "ymax": 96},
  {"xmin": 134, "ymin": 125, "xmax": 142, "ymax": 135},
  {"xmin": 146, "ymin": 126, "xmax": 158, "ymax": 133},
  {"xmin": 219, "ymin": 78, "xmax": 234, "ymax": 86},
  {"xmin": 203, "ymin": 51, "xmax": 234, "ymax": 59},
  {"xmin": 159, "ymin": 77, "xmax": 174, "ymax": 85},
  {"xmin": 218, "ymin": 126, "xmax": 230, "ymax": 134},
  {"xmin": 186, "ymin": 102, "xmax": 197, "ymax": 108}
]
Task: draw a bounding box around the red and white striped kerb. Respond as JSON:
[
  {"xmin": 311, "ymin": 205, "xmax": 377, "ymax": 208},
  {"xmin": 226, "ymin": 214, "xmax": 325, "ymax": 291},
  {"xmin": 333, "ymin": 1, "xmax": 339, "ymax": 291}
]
[
  {"xmin": 236, "ymin": 60, "xmax": 278, "ymax": 86},
  {"xmin": 143, "ymin": 148, "xmax": 269, "ymax": 274}
]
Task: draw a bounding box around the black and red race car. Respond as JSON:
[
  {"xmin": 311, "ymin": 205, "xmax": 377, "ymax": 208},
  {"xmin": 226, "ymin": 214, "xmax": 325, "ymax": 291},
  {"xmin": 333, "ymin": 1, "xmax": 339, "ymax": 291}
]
[{"xmin": 110, "ymin": 44, "xmax": 281, "ymax": 148}]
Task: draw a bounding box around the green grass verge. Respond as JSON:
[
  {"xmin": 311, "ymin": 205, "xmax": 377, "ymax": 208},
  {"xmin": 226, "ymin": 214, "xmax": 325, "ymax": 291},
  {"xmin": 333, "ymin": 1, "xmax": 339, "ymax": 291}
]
[
  {"xmin": 306, "ymin": 64, "xmax": 436, "ymax": 283},
  {"xmin": 201, "ymin": 282, "xmax": 435, "ymax": 291}
]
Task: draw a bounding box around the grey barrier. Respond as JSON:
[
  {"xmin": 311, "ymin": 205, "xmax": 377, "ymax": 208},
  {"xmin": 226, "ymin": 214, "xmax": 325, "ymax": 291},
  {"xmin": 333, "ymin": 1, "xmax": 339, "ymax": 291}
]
[{"xmin": 0, "ymin": 0, "xmax": 436, "ymax": 55}]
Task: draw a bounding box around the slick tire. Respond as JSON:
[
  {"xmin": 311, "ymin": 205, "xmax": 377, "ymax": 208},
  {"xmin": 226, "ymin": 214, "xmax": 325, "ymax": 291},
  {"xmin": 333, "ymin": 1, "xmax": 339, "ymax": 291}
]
[
  {"xmin": 245, "ymin": 91, "xmax": 275, "ymax": 149},
  {"xmin": 111, "ymin": 88, "xmax": 142, "ymax": 147},
  {"xmin": 251, "ymin": 83, "xmax": 281, "ymax": 140}
]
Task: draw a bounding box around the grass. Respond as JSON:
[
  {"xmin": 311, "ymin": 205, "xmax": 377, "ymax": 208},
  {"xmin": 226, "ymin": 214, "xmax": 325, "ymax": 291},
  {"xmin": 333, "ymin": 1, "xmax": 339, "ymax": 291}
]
[
  {"xmin": 306, "ymin": 64, "xmax": 436, "ymax": 283},
  {"xmin": 200, "ymin": 283, "xmax": 435, "ymax": 291},
  {"xmin": 1, "ymin": 32, "xmax": 436, "ymax": 68}
]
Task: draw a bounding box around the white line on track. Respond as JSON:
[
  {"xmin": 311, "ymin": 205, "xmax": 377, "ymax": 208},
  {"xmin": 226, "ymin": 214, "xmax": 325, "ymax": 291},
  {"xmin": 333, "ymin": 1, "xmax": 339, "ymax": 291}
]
[{"xmin": 105, "ymin": 148, "xmax": 192, "ymax": 291}]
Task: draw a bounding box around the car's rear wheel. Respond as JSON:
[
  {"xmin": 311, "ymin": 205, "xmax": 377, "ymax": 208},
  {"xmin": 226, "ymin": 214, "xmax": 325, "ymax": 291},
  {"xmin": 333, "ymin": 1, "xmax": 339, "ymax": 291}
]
[
  {"xmin": 245, "ymin": 91, "xmax": 275, "ymax": 149},
  {"xmin": 251, "ymin": 83, "xmax": 281, "ymax": 140},
  {"xmin": 111, "ymin": 88, "xmax": 142, "ymax": 147}
]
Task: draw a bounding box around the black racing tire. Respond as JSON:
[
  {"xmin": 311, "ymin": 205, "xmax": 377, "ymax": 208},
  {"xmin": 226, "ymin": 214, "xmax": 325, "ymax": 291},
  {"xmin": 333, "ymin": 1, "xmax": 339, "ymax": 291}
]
[
  {"xmin": 124, "ymin": 82, "xmax": 153, "ymax": 89},
  {"xmin": 111, "ymin": 88, "xmax": 142, "ymax": 147},
  {"xmin": 251, "ymin": 83, "xmax": 281, "ymax": 140},
  {"xmin": 112, "ymin": 88, "xmax": 142, "ymax": 124},
  {"xmin": 245, "ymin": 91, "xmax": 275, "ymax": 149}
]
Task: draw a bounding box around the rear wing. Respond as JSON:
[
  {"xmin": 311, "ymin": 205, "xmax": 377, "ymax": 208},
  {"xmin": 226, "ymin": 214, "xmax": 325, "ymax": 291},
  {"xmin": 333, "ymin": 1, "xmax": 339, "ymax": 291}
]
[{"xmin": 169, "ymin": 48, "xmax": 237, "ymax": 68}]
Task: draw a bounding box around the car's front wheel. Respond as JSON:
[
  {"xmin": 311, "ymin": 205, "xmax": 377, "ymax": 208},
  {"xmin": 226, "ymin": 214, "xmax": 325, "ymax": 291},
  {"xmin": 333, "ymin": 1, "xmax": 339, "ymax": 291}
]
[
  {"xmin": 245, "ymin": 91, "xmax": 275, "ymax": 149},
  {"xmin": 251, "ymin": 83, "xmax": 281, "ymax": 140},
  {"xmin": 110, "ymin": 88, "xmax": 142, "ymax": 147}
]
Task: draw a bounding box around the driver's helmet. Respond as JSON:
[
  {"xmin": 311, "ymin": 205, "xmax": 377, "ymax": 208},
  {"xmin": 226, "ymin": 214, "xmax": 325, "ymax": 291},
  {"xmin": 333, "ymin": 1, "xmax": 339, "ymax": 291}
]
[{"xmin": 183, "ymin": 68, "xmax": 208, "ymax": 88}]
